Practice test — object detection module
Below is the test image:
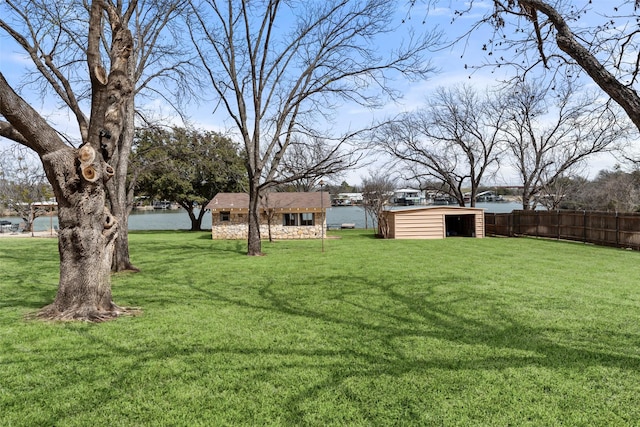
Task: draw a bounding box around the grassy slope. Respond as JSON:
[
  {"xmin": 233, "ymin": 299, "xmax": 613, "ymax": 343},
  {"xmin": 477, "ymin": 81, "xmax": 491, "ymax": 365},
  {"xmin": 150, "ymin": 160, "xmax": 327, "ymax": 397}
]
[{"xmin": 2, "ymin": 231, "xmax": 640, "ymax": 426}]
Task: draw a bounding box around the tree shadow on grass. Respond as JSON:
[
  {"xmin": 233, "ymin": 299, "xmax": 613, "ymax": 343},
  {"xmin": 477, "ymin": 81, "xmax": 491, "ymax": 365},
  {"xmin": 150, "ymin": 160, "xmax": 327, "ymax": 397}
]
[
  {"xmin": 267, "ymin": 275, "xmax": 640, "ymax": 367},
  {"xmin": 0, "ymin": 248, "xmax": 59, "ymax": 310},
  {"xmin": 132, "ymin": 236, "xmax": 247, "ymax": 263},
  {"xmin": 4, "ymin": 254, "xmax": 640, "ymax": 425},
  {"xmin": 0, "ymin": 278, "xmax": 56, "ymax": 310},
  {"xmin": 187, "ymin": 274, "xmax": 640, "ymax": 423}
]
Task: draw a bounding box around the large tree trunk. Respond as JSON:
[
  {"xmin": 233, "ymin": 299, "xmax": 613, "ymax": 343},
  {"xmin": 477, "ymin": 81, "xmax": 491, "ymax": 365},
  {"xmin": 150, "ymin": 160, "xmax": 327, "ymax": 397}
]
[
  {"xmin": 183, "ymin": 203, "xmax": 207, "ymax": 231},
  {"xmin": 247, "ymin": 181, "xmax": 263, "ymax": 256},
  {"xmin": 521, "ymin": 189, "xmax": 533, "ymax": 210},
  {"xmin": 0, "ymin": 75, "xmax": 134, "ymax": 322},
  {"xmin": 36, "ymin": 146, "xmax": 136, "ymax": 321}
]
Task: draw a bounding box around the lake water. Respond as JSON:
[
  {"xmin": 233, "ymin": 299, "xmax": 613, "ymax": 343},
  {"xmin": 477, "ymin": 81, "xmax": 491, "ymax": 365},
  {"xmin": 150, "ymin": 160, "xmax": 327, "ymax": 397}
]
[{"xmin": 2, "ymin": 202, "xmax": 523, "ymax": 232}]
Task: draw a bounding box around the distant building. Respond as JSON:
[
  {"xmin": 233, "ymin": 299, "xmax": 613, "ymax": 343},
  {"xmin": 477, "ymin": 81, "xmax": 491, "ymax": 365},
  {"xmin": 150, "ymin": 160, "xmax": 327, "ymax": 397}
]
[
  {"xmin": 205, "ymin": 192, "xmax": 330, "ymax": 240},
  {"xmin": 332, "ymin": 192, "xmax": 363, "ymax": 206},
  {"xmin": 392, "ymin": 189, "xmax": 427, "ymax": 206}
]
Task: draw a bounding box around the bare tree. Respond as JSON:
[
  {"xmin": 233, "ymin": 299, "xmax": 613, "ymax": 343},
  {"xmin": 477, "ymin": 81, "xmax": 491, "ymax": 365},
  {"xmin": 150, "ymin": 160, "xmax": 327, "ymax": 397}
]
[
  {"xmin": 0, "ymin": 2, "xmax": 137, "ymax": 321},
  {"xmin": 361, "ymin": 172, "xmax": 396, "ymax": 238},
  {"xmin": 575, "ymin": 168, "xmax": 640, "ymax": 212},
  {"xmin": 375, "ymin": 84, "xmax": 505, "ymax": 206},
  {"xmin": 279, "ymin": 136, "xmax": 354, "ymax": 192},
  {"xmin": 0, "ymin": 144, "xmax": 53, "ymax": 232},
  {"xmin": 534, "ymin": 173, "xmax": 585, "ymax": 211},
  {"xmin": 0, "ymin": 0, "xmax": 198, "ymax": 272},
  {"xmin": 501, "ymin": 79, "xmax": 631, "ymax": 210},
  {"xmin": 259, "ymin": 191, "xmax": 281, "ymax": 243},
  {"xmin": 186, "ymin": 0, "xmax": 440, "ymax": 255},
  {"xmin": 514, "ymin": 0, "xmax": 640, "ymax": 132}
]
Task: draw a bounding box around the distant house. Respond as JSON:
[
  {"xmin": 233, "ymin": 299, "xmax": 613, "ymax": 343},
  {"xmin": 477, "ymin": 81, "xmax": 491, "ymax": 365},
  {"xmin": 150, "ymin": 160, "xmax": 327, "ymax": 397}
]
[
  {"xmin": 382, "ymin": 206, "xmax": 485, "ymax": 239},
  {"xmin": 332, "ymin": 192, "xmax": 363, "ymax": 206},
  {"xmin": 463, "ymin": 190, "xmax": 504, "ymax": 203},
  {"xmin": 392, "ymin": 188, "xmax": 426, "ymax": 206},
  {"xmin": 205, "ymin": 192, "xmax": 331, "ymax": 240}
]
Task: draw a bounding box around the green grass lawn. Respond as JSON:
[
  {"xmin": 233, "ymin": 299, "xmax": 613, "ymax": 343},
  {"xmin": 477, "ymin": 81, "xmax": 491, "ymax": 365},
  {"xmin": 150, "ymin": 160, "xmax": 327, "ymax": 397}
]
[{"xmin": 2, "ymin": 231, "xmax": 640, "ymax": 426}]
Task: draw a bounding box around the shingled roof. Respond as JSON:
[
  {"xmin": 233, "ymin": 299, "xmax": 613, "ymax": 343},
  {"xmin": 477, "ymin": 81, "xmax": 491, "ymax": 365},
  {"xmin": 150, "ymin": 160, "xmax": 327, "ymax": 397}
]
[{"xmin": 205, "ymin": 192, "xmax": 331, "ymax": 211}]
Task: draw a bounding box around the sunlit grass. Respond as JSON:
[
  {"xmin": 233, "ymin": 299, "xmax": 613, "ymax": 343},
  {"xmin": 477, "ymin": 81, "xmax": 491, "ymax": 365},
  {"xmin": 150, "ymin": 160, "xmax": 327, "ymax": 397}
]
[{"xmin": 2, "ymin": 231, "xmax": 640, "ymax": 425}]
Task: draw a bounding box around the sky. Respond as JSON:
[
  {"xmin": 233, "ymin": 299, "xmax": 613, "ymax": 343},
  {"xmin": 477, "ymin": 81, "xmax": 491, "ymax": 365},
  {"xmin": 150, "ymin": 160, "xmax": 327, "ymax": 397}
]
[{"xmin": 0, "ymin": 0, "xmax": 634, "ymax": 187}]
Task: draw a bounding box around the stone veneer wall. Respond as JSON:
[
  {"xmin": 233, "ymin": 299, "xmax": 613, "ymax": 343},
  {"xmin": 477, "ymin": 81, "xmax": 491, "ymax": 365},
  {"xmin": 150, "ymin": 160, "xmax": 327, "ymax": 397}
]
[{"xmin": 211, "ymin": 223, "xmax": 324, "ymax": 240}]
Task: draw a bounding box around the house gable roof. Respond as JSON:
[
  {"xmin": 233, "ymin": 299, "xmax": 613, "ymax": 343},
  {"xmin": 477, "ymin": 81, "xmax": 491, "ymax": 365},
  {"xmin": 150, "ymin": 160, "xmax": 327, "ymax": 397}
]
[
  {"xmin": 206, "ymin": 192, "xmax": 331, "ymax": 212},
  {"xmin": 205, "ymin": 193, "xmax": 249, "ymax": 211}
]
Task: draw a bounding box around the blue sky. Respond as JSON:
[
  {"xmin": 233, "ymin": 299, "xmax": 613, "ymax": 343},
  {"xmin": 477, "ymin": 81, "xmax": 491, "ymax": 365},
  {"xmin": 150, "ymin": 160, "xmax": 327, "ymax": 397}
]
[{"xmin": 0, "ymin": 0, "xmax": 632, "ymax": 186}]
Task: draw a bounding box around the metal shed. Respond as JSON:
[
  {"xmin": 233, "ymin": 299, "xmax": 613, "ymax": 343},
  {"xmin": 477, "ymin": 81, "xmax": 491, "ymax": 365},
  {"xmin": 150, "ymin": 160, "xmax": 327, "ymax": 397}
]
[{"xmin": 382, "ymin": 206, "xmax": 485, "ymax": 239}]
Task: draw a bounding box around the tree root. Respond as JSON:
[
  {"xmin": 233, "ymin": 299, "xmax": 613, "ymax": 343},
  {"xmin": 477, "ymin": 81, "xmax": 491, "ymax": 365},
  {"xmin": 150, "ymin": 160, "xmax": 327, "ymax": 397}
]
[
  {"xmin": 113, "ymin": 263, "xmax": 141, "ymax": 273},
  {"xmin": 29, "ymin": 303, "xmax": 142, "ymax": 323}
]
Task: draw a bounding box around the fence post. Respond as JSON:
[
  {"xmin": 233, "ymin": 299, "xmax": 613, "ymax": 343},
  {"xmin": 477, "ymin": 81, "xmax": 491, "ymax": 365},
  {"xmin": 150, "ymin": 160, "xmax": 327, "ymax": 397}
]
[
  {"xmin": 485, "ymin": 213, "xmax": 491, "ymax": 236},
  {"xmin": 616, "ymin": 212, "xmax": 619, "ymax": 247},
  {"xmin": 557, "ymin": 210, "xmax": 560, "ymax": 241},
  {"xmin": 583, "ymin": 210, "xmax": 587, "ymax": 244}
]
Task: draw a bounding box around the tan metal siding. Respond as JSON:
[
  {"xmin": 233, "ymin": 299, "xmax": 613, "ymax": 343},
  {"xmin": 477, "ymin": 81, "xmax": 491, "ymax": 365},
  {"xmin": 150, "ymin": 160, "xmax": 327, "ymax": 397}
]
[
  {"xmin": 385, "ymin": 207, "xmax": 485, "ymax": 239},
  {"xmin": 475, "ymin": 213, "xmax": 485, "ymax": 238},
  {"xmin": 394, "ymin": 213, "xmax": 444, "ymax": 239}
]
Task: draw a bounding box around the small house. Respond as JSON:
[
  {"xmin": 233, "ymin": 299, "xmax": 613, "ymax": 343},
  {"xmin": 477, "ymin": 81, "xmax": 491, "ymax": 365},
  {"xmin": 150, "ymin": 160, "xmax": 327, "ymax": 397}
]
[
  {"xmin": 205, "ymin": 192, "xmax": 331, "ymax": 240},
  {"xmin": 382, "ymin": 206, "xmax": 485, "ymax": 239}
]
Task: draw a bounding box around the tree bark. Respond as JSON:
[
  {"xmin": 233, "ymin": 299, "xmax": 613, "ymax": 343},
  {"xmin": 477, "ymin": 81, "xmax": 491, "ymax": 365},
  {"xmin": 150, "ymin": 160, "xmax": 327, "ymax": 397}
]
[
  {"xmin": 37, "ymin": 147, "xmax": 130, "ymax": 321},
  {"xmin": 247, "ymin": 180, "xmax": 263, "ymax": 256},
  {"xmin": 108, "ymin": 95, "xmax": 139, "ymax": 272}
]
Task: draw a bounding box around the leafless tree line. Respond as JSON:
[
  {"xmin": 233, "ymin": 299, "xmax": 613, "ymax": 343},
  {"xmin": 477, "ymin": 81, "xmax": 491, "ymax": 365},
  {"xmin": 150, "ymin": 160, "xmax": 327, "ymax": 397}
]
[
  {"xmin": 541, "ymin": 168, "xmax": 640, "ymax": 213},
  {"xmin": 373, "ymin": 77, "xmax": 634, "ymax": 210}
]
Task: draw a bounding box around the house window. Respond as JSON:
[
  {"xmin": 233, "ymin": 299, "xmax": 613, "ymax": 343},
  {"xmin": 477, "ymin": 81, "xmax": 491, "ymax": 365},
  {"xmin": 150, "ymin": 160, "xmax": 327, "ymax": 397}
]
[
  {"xmin": 283, "ymin": 213, "xmax": 298, "ymax": 226},
  {"xmin": 300, "ymin": 212, "xmax": 314, "ymax": 226},
  {"xmin": 220, "ymin": 211, "xmax": 230, "ymax": 222},
  {"xmin": 283, "ymin": 213, "xmax": 314, "ymax": 226}
]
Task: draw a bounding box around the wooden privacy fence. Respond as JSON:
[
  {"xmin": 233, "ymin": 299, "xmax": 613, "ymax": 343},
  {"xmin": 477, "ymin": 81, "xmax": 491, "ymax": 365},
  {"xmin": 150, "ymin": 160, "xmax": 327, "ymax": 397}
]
[{"xmin": 485, "ymin": 210, "xmax": 640, "ymax": 250}]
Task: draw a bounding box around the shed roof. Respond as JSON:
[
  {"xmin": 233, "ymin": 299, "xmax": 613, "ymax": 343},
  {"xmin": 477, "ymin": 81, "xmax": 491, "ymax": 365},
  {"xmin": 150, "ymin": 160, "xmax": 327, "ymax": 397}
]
[
  {"xmin": 205, "ymin": 192, "xmax": 331, "ymax": 211},
  {"xmin": 384, "ymin": 206, "xmax": 485, "ymax": 215}
]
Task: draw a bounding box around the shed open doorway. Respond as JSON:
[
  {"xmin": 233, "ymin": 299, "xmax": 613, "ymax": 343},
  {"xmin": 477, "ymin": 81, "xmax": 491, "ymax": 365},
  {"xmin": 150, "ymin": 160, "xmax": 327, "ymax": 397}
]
[{"xmin": 445, "ymin": 214, "xmax": 476, "ymax": 237}]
